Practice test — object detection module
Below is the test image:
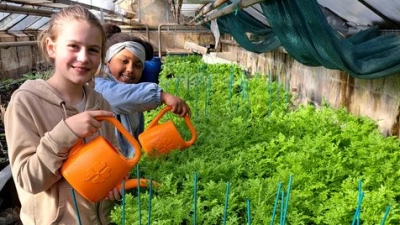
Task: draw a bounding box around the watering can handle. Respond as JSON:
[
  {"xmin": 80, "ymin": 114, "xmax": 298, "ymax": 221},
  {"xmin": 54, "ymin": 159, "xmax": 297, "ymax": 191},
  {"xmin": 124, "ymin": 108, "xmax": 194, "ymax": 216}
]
[
  {"xmin": 95, "ymin": 116, "xmax": 142, "ymax": 167},
  {"xmin": 146, "ymin": 106, "xmax": 197, "ymax": 148}
]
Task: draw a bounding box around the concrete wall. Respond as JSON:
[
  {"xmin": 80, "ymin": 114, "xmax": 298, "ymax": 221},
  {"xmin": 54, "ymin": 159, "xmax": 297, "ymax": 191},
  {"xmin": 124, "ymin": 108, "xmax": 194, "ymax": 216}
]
[{"xmin": 220, "ymin": 40, "xmax": 400, "ymax": 137}]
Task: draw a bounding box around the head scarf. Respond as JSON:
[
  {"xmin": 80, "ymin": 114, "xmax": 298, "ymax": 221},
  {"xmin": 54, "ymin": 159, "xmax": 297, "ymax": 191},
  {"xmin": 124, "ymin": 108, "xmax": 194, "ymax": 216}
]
[{"xmin": 105, "ymin": 41, "xmax": 146, "ymax": 66}]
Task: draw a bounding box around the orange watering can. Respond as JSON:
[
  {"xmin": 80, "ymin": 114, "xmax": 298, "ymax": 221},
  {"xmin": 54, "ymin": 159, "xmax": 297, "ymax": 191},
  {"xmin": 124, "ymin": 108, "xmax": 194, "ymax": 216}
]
[
  {"xmin": 138, "ymin": 106, "xmax": 197, "ymax": 157},
  {"xmin": 61, "ymin": 116, "xmax": 148, "ymax": 203}
]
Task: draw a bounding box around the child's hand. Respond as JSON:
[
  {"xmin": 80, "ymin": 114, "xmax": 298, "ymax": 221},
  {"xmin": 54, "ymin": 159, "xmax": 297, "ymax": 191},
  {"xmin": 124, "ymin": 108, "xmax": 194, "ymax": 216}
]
[
  {"xmin": 64, "ymin": 110, "xmax": 114, "ymax": 138},
  {"xmin": 105, "ymin": 187, "xmax": 123, "ymax": 201},
  {"xmin": 104, "ymin": 174, "xmax": 130, "ymax": 201},
  {"xmin": 161, "ymin": 92, "xmax": 191, "ymax": 117}
]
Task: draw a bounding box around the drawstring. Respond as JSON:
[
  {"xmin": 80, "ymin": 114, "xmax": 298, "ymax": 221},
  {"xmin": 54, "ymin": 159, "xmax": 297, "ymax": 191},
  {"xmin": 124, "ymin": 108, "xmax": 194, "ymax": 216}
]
[
  {"xmin": 61, "ymin": 101, "xmax": 86, "ymax": 143},
  {"xmin": 60, "ymin": 101, "xmax": 68, "ymax": 119}
]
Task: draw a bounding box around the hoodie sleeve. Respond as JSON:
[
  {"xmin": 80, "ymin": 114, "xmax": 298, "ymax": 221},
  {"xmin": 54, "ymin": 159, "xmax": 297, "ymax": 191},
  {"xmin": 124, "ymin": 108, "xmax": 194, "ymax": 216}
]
[
  {"xmin": 94, "ymin": 77, "xmax": 162, "ymax": 114},
  {"xmin": 5, "ymin": 92, "xmax": 79, "ymax": 194}
]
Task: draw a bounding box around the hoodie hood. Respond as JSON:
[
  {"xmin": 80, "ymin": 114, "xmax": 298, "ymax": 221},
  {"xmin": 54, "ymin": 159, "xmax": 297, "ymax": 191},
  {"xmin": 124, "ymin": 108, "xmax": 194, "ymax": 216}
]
[{"xmin": 15, "ymin": 79, "xmax": 102, "ymax": 117}]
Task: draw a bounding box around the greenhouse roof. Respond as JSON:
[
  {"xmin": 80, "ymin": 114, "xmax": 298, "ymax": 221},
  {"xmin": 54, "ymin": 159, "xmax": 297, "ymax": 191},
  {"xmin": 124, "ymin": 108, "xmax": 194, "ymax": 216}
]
[
  {"xmin": 0, "ymin": 0, "xmax": 136, "ymax": 32},
  {"xmin": 0, "ymin": 0, "xmax": 399, "ymax": 34},
  {"xmin": 2, "ymin": 0, "xmax": 400, "ymax": 79}
]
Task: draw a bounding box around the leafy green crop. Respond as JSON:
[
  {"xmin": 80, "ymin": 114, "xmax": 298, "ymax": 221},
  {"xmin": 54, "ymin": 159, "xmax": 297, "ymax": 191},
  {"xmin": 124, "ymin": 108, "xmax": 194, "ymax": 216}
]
[{"xmin": 111, "ymin": 56, "xmax": 400, "ymax": 224}]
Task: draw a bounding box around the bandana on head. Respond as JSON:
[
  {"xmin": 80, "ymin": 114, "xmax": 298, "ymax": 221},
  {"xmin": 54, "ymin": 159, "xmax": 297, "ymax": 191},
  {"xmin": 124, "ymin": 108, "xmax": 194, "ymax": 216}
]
[{"xmin": 105, "ymin": 41, "xmax": 146, "ymax": 66}]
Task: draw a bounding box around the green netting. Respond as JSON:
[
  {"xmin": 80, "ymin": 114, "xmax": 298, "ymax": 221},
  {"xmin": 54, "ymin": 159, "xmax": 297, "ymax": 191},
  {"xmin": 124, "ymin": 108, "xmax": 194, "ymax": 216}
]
[
  {"xmin": 213, "ymin": 0, "xmax": 400, "ymax": 79},
  {"xmin": 216, "ymin": 8, "xmax": 281, "ymax": 53}
]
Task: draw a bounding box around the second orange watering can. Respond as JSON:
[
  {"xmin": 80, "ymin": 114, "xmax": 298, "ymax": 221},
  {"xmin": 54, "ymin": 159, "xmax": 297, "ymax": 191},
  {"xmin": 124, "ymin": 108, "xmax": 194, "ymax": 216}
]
[
  {"xmin": 139, "ymin": 106, "xmax": 197, "ymax": 157},
  {"xmin": 61, "ymin": 116, "xmax": 145, "ymax": 203}
]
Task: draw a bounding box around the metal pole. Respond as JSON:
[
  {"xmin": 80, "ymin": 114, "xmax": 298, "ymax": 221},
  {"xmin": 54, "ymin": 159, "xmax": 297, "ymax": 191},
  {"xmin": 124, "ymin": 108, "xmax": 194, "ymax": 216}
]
[
  {"xmin": 0, "ymin": 41, "xmax": 37, "ymax": 49},
  {"xmin": 194, "ymin": 0, "xmax": 265, "ymax": 25},
  {"xmin": 187, "ymin": 0, "xmax": 228, "ymax": 24},
  {"xmin": 0, "ymin": 4, "xmax": 54, "ymax": 17},
  {"xmin": 158, "ymin": 23, "xmax": 205, "ymax": 58},
  {"xmin": 120, "ymin": 23, "xmax": 150, "ymax": 41}
]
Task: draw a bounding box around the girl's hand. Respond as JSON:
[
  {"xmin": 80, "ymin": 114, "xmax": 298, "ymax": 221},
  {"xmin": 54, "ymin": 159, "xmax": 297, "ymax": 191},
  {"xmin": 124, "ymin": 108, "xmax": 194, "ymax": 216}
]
[
  {"xmin": 64, "ymin": 110, "xmax": 114, "ymax": 138},
  {"xmin": 104, "ymin": 174, "xmax": 130, "ymax": 201},
  {"xmin": 105, "ymin": 187, "xmax": 123, "ymax": 201},
  {"xmin": 161, "ymin": 92, "xmax": 191, "ymax": 117}
]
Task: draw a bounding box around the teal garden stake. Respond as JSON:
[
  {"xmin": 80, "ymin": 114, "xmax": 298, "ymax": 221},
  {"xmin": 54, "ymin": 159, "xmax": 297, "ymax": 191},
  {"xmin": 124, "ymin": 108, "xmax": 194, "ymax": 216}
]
[
  {"xmin": 282, "ymin": 175, "xmax": 293, "ymax": 225},
  {"xmin": 175, "ymin": 77, "xmax": 180, "ymax": 96},
  {"xmin": 121, "ymin": 180, "xmax": 126, "ymax": 225},
  {"xmin": 268, "ymin": 72, "xmax": 273, "ymax": 116},
  {"xmin": 351, "ymin": 180, "xmax": 364, "ymax": 225},
  {"xmin": 270, "ymin": 182, "xmax": 282, "ymax": 225},
  {"xmin": 246, "ymin": 198, "xmax": 252, "ymax": 225},
  {"xmin": 380, "ymin": 206, "xmax": 390, "ymax": 225},
  {"xmin": 223, "ymin": 182, "xmax": 230, "ymax": 225},
  {"xmin": 229, "ymin": 69, "xmax": 234, "ymax": 107},
  {"xmin": 193, "ymin": 172, "xmax": 198, "ymax": 225},
  {"xmin": 148, "ymin": 178, "xmax": 153, "ymax": 225},
  {"xmin": 194, "ymin": 70, "xmax": 199, "ymax": 116},
  {"xmin": 137, "ymin": 164, "xmax": 142, "ymax": 225},
  {"xmin": 71, "ymin": 189, "xmax": 82, "ymax": 225}
]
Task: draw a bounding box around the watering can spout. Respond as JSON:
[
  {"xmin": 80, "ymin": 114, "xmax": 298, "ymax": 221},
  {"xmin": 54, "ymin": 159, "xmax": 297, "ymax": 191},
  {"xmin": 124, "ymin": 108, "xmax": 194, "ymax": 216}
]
[
  {"xmin": 138, "ymin": 106, "xmax": 197, "ymax": 157},
  {"xmin": 116, "ymin": 179, "xmax": 161, "ymax": 190}
]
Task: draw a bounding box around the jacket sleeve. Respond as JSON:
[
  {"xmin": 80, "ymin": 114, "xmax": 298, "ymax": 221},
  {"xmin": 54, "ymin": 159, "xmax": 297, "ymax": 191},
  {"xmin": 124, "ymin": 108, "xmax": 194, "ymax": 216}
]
[
  {"xmin": 94, "ymin": 78, "xmax": 162, "ymax": 114},
  {"xmin": 5, "ymin": 93, "xmax": 79, "ymax": 194}
]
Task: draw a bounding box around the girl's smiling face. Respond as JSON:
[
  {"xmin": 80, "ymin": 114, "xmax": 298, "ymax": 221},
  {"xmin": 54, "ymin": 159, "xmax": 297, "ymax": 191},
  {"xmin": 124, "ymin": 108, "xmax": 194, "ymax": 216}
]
[
  {"xmin": 107, "ymin": 48, "xmax": 144, "ymax": 84},
  {"xmin": 47, "ymin": 20, "xmax": 103, "ymax": 85}
]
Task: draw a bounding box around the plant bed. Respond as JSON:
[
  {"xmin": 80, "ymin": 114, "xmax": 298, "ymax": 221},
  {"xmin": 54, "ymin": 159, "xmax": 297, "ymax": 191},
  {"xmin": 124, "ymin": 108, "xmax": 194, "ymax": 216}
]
[{"xmin": 110, "ymin": 56, "xmax": 400, "ymax": 224}]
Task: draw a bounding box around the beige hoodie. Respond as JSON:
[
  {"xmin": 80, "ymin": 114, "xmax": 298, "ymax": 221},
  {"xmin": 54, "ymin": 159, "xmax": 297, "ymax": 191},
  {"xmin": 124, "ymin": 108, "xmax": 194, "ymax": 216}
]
[{"xmin": 5, "ymin": 79, "xmax": 118, "ymax": 225}]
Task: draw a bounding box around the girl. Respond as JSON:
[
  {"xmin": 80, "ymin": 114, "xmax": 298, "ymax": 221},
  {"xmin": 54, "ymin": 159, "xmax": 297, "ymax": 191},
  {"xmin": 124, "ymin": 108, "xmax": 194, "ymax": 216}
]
[
  {"xmin": 5, "ymin": 5, "xmax": 122, "ymax": 225},
  {"xmin": 95, "ymin": 24, "xmax": 191, "ymax": 158}
]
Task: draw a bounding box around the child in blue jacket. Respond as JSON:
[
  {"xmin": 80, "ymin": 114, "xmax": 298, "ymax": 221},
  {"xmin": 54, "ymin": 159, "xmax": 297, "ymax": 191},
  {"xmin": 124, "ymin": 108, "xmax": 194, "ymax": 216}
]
[{"xmin": 95, "ymin": 24, "xmax": 191, "ymax": 157}]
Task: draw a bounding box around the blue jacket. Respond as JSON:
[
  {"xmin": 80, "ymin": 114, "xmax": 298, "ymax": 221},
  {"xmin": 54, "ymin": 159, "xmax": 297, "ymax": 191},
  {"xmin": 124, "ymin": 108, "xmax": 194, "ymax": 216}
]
[{"xmin": 94, "ymin": 74, "xmax": 162, "ymax": 157}]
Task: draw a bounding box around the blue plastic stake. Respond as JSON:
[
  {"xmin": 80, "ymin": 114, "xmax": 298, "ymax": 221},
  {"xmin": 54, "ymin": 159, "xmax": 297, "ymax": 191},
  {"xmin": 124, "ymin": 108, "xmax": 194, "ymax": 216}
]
[
  {"xmin": 121, "ymin": 179, "xmax": 126, "ymax": 225},
  {"xmin": 270, "ymin": 182, "xmax": 282, "ymax": 225},
  {"xmin": 223, "ymin": 182, "xmax": 230, "ymax": 225},
  {"xmin": 246, "ymin": 198, "xmax": 251, "ymax": 225},
  {"xmin": 71, "ymin": 189, "xmax": 82, "ymax": 225},
  {"xmin": 137, "ymin": 164, "xmax": 142, "ymax": 225},
  {"xmin": 148, "ymin": 178, "xmax": 153, "ymax": 225},
  {"xmin": 380, "ymin": 206, "xmax": 391, "ymax": 225},
  {"xmin": 193, "ymin": 172, "xmax": 198, "ymax": 225}
]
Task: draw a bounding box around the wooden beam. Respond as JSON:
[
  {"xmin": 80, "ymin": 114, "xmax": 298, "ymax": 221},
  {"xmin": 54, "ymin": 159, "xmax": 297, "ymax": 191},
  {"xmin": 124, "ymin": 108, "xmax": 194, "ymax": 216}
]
[{"xmin": 184, "ymin": 41, "xmax": 208, "ymax": 55}]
